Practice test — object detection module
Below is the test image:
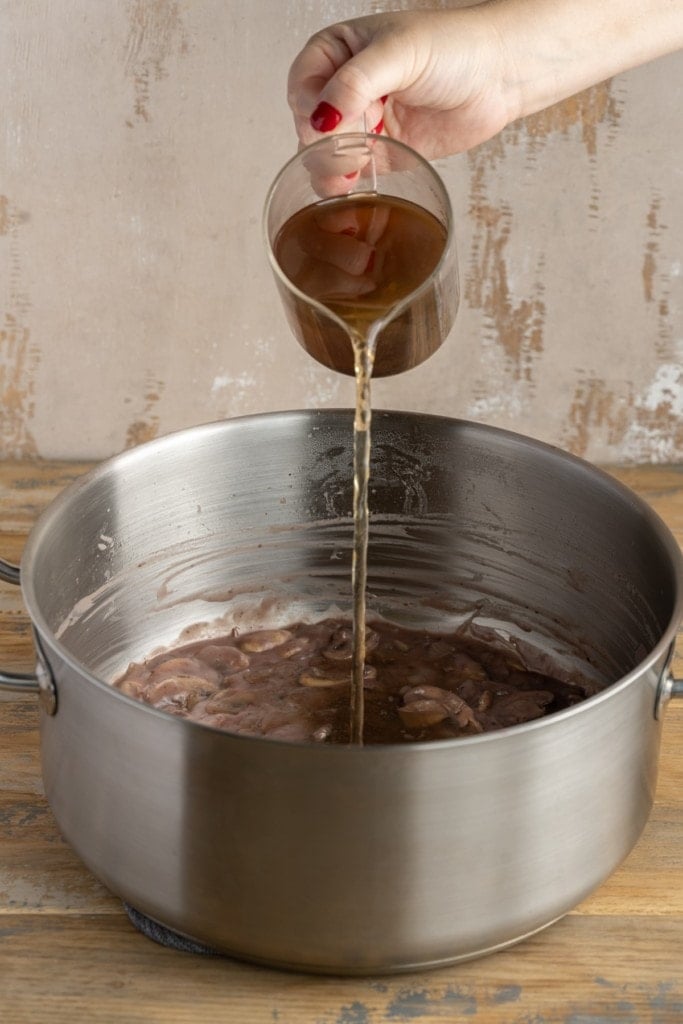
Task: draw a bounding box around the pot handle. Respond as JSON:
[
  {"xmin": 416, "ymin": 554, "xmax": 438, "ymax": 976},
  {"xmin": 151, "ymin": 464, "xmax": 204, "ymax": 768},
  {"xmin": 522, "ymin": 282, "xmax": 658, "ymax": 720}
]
[{"xmin": 0, "ymin": 557, "xmax": 40, "ymax": 694}]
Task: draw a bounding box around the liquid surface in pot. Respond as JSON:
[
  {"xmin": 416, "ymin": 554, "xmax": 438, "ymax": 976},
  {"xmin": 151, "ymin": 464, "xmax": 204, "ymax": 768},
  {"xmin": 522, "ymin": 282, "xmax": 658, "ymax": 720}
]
[{"xmin": 113, "ymin": 618, "xmax": 598, "ymax": 744}]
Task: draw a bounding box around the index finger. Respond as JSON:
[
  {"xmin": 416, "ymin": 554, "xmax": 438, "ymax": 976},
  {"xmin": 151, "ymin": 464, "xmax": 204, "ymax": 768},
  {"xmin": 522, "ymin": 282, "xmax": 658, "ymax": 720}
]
[
  {"xmin": 287, "ymin": 27, "xmax": 356, "ymax": 119},
  {"xmin": 287, "ymin": 23, "xmax": 387, "ymax": 145}
]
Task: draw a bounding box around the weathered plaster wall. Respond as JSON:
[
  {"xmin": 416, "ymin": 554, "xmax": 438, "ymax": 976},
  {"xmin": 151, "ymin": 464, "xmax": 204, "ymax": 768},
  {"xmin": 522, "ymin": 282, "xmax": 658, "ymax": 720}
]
[{"xmin": 1, "ymin": 1, "xmax": 681, "ymax": 463}]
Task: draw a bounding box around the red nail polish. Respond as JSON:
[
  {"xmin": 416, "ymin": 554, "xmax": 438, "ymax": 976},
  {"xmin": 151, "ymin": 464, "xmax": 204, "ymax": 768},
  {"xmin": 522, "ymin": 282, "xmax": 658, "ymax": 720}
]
[
  {"xmin": 344, "ymin": 171, "xmax": 360, "ymax": 180},
  {"xmin": 310, "ymin": 101, "xmax": 343, "ymax": 133},
  {"xmin": 380, "ymin": 95, "xmax": 388, "ymax": 105},
  {"xmin": 372, "ymin": 118, "xmax": 384, "ymax": 134}
]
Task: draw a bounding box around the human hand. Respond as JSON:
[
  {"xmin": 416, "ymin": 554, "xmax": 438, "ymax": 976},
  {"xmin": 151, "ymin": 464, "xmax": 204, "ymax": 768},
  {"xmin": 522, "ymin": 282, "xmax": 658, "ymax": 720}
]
[
  {"xmin": 288, "ymin": 3, "xmax": 683, "ymax": 161},
  {"xmin": 287, "ymin": 9, "xmax": 515, "ymax": 160}
]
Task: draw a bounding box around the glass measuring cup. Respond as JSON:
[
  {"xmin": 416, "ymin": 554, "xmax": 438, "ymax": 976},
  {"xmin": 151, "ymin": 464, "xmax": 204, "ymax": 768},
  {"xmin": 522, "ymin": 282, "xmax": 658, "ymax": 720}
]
[{"xmin": 263, "ymin": 133, "xmax": 459, "ymax": 378}]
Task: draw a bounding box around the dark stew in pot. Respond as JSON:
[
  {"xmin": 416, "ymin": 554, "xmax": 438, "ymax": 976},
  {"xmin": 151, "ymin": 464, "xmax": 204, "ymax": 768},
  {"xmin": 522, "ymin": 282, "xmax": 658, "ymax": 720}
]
[{"xmin": 113, "ymin": 618, "xmax": 598, "ymax": 744}]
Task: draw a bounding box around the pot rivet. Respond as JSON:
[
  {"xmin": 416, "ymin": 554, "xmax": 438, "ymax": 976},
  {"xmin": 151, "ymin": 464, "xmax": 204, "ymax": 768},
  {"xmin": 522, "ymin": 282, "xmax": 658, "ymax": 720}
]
[
  {"xmin": 654, "ymin": 671, "xmax": 674, "ymax": 721},
  {"xmin": 36, "ymin": 658, "xmax": 58, "ymax": 716}
]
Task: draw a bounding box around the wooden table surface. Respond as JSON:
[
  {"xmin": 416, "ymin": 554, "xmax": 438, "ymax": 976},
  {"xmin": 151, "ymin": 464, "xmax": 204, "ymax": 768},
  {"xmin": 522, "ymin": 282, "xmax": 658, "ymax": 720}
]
[{"xmin": 0, "ymin": 459, "xmax": 681, "ymax": 1024}]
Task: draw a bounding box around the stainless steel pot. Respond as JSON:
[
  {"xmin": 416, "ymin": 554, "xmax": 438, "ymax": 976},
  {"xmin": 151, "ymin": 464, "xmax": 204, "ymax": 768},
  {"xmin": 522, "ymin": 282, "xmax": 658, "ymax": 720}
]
[{"xmin": 1, "ymin": 410, "xmax": 682, "ymax": 974}]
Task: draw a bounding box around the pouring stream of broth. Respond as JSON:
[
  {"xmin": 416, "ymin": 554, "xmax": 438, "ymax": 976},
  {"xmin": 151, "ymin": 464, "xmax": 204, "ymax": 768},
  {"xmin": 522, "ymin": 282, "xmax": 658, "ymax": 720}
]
[{"xmin": 271, "ymin": 140, "xmax": 450, "ymax": 744}]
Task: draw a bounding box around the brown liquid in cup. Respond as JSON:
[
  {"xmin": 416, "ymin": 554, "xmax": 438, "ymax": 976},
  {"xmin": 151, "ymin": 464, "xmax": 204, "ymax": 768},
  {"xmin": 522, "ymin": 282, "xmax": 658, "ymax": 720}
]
[{"xmin": 273, "ymin": 194, "xmax": 452, "ymax": 377}]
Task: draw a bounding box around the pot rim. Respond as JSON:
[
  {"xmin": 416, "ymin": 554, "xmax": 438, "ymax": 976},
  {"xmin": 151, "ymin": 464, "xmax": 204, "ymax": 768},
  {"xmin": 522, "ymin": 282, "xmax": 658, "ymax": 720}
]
[{"xmin": 21, "ymin": 409, "xmax": 683, "ymax": 751}]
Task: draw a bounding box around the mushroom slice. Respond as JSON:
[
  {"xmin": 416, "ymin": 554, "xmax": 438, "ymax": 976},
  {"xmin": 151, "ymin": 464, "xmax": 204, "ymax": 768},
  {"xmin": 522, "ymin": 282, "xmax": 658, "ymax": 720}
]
[
  {"xmin": 239, "ymin": 629, "xmax": 292, "ymax": 653},
  {"xmin": 323, "ymin": 624, "xmax": 378, "ymax": 662},
  {"xmin": 197, "ymin": 644, "xmax": 250, "ymax": 673},
  {"xmin": 400, "ymin": 685, "xmax": 483, "ymax": 733},
  {"xmin": 277, "ymin": 636, "xmax": 313, "ymax": 659},
  {"xmin": 443, "ymin": 651, "xmax": 488, "ymax": 683},
  {"xmin": 148, "ymin": 656, "xmax": 220, "ymax": 688},
  {"xmin": 145, "ymin": 674, "xmax": 219, "ymax": 711},
  {"xmin": 398, "ymin": 699, "xmax": 449, "ymax": 729},
  {"xmin": 299, "ymin": 667, "xmax": 349, "ymax": 688},
  {"xmin": 402, "ymin": 684, "xmax": 454, "ymax": 703},
  {"xmin": 205, "ymin": 688, "xmax": 258, "ymax": 715},
  {"xmin": 116, "ymin": 678, "xmax": 144, "ymax": 699},
  {"xmin": 442, "ymin": 693, "xmax": 483, "ymax": 732}
]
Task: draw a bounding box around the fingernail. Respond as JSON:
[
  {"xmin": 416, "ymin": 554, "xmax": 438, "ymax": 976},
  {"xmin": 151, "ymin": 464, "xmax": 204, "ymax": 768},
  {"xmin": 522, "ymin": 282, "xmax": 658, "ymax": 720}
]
[
  {"xmin": 380, "ymin": 95, "xmax": 388, "ymax": 105},
  {"xmin": 372, "ymin": 118, "xmax": 384, "ymax": 134},
  {"xmin": 310, "ymin": 101, "xmax": 343, "ymax": 133},
  {"xmin": 344, "ymin": 171, "xmax": 360, "ymax": 180}
]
